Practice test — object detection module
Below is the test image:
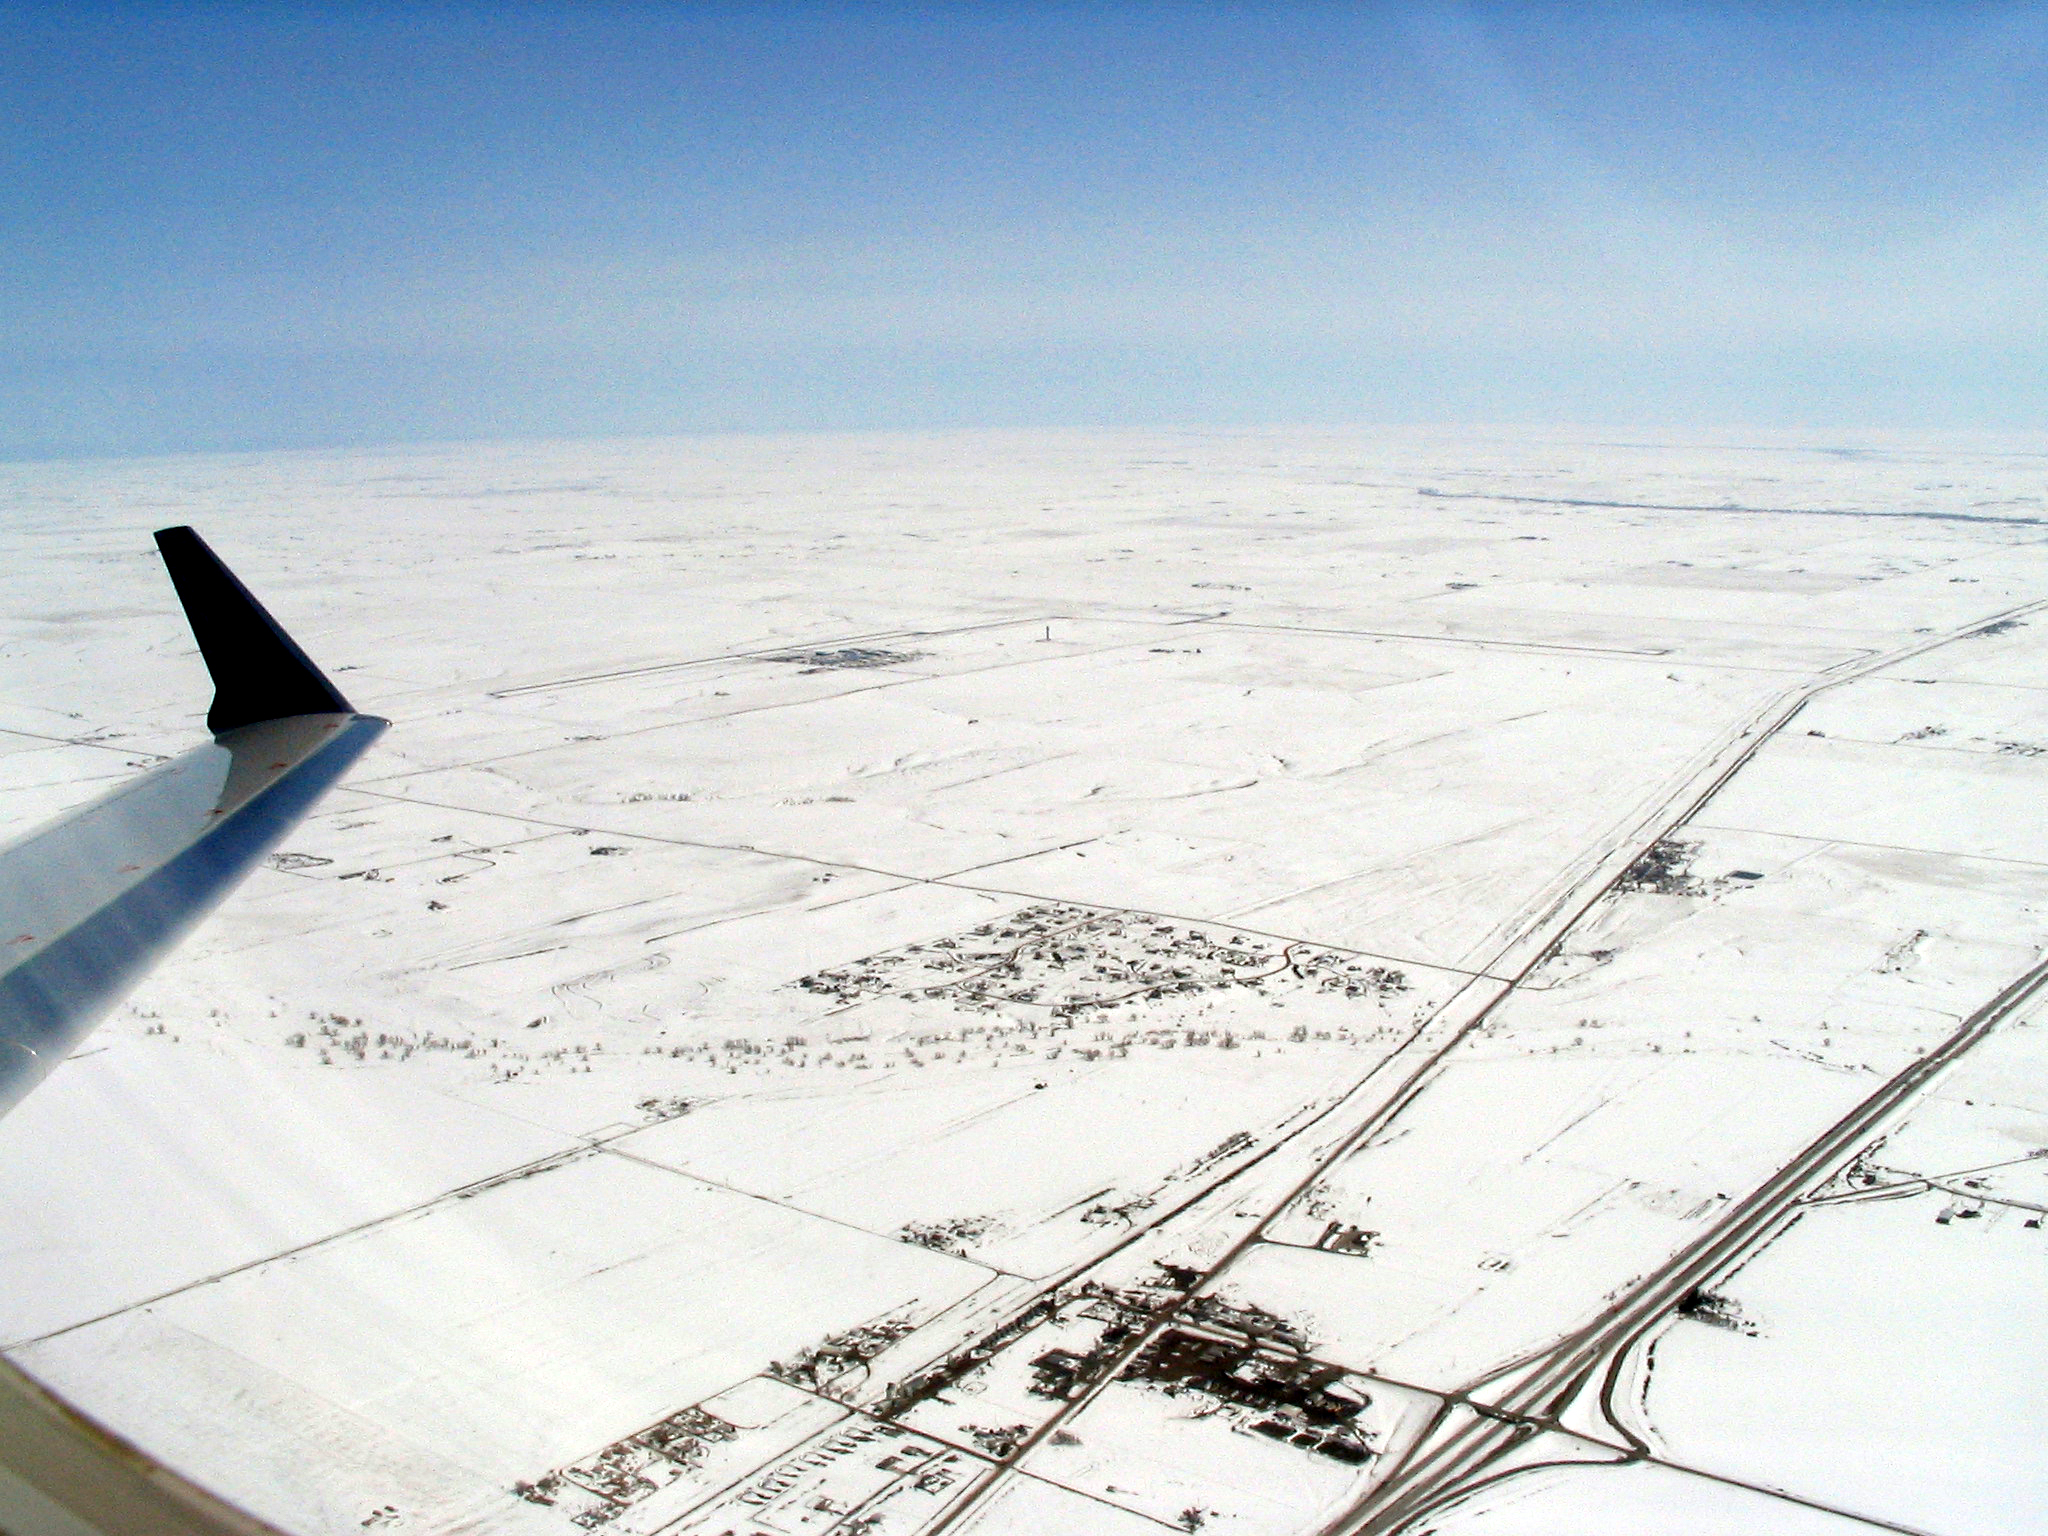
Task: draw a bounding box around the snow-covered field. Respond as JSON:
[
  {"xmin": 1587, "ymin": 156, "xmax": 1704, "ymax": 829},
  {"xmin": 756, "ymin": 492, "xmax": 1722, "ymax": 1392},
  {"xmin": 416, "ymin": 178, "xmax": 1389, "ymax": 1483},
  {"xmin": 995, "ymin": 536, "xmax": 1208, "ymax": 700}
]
[{"xmin": 2, "ymin": 427, "xmax": 2045, "ymax": 1535}]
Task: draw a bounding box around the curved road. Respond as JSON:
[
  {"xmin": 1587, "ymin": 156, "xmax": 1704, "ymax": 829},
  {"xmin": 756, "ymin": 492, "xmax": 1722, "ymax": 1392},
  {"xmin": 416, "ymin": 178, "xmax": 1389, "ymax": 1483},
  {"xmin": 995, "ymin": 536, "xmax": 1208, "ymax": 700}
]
[{"xmin": 1325, "ymin": 944, "xmax": 2048, "ymax": 1535}]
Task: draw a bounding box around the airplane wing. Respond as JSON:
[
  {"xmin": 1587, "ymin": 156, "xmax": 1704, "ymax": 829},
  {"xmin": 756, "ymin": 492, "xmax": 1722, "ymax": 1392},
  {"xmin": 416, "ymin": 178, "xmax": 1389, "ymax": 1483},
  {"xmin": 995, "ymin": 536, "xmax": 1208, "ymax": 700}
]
[{"xmin": 0, "ymin": 527, "xmax": 386, "ymax": 1118}]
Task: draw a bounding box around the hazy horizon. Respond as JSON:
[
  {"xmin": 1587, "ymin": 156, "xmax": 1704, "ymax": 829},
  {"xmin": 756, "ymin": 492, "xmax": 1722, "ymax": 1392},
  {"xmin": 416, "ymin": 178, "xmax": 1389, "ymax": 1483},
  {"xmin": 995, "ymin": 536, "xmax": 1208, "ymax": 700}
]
[{"xmin": 6, "ymin": 1, "xmax": 2045, "ymax": 460}]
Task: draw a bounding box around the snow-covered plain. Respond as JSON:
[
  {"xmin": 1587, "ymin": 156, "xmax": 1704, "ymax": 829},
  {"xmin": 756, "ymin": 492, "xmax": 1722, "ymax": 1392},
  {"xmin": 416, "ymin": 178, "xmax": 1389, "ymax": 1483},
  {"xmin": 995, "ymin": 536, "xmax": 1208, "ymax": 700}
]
[{"xmin": 3, "ymin": 427, "xmax": 2046, "ymax": 1536}]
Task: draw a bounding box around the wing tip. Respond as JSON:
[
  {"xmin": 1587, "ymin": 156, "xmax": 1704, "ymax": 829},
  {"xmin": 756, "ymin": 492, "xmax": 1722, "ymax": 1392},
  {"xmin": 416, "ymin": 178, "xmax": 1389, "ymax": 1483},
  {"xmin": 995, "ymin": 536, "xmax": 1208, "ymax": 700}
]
[{"xmin": 151, "ymin": 526, "xmax": 356, "ymax": 734}]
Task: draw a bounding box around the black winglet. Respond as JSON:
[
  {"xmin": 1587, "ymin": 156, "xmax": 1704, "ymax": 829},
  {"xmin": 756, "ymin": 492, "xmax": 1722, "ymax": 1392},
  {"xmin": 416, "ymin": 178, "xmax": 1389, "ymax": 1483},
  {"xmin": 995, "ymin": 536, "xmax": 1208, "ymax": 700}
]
[{"xmin": 153, "ymin": 527, "xmax": 355, "ymax": 735}]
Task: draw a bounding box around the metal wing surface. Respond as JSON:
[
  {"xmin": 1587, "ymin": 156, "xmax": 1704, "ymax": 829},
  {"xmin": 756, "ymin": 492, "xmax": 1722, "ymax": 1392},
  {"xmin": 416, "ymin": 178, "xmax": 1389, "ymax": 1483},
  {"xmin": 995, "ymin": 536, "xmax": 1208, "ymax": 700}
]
[{"xmin": 0, "ymin": 528, "xmax": 386, "ymax": 1116}]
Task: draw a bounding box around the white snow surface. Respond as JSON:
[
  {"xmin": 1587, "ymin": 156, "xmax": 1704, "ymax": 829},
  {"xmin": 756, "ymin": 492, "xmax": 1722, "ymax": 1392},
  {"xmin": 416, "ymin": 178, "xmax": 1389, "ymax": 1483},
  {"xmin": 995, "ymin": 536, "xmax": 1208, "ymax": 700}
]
[{"xmin": 3, "ymin": 426, "xmax": 2046, "ymax": 1535}]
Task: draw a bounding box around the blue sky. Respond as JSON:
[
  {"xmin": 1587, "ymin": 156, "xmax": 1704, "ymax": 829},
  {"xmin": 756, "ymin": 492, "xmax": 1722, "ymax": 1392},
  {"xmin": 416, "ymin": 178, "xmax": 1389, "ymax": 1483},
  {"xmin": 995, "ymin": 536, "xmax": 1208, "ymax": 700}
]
[{"xmin": 3, "ymin": 1, "xmax": 2044, "ymax": 457}]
